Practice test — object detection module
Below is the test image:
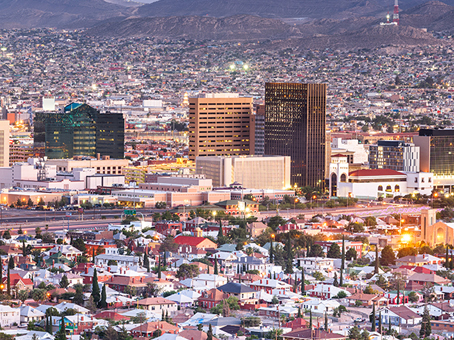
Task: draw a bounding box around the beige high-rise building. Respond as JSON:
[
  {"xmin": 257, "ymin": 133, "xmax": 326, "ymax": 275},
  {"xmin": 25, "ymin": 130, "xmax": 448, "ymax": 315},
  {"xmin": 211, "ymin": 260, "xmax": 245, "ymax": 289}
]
[
  {"xmin": 188, "ymin": 94, "xmax": 255, "ymax": 161},
  {"xmin": 0, "ymin": 120, "xmax": 9, "ymax": 167}
]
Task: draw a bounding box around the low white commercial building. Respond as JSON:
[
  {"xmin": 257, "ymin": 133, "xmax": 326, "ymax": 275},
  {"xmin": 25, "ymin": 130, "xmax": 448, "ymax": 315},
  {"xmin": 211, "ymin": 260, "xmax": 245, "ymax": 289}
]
[{"xmin": 329, "ymin": 155, "xmax": 433, "ymax": 199}]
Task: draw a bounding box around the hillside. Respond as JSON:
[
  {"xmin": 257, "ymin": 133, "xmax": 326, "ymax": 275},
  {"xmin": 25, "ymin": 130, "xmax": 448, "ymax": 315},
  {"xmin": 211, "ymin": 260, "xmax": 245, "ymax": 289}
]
[
  {"xmin": 400, "ymin": 0, "xmax": 454, "ymax": 28},
  {"xmin": 137, "ymin": 0, "xmax": 454, "ymax": 19},
  {"xmin": 85, "ymin": 15, "xmax": 300, "ymax": 40},
  {"xmin": 0, "ymin": 0, "xmax": 131, "ymax": 28}
]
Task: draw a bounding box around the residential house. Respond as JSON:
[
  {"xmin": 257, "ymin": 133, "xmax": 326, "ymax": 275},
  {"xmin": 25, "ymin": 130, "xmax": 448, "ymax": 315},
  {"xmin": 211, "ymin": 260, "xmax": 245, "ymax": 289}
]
[
  {"xmin": 174, "ymin": 235, "xmax": 217, "ymax": 252},
  {"xmin": 302, "ymin": 298, "xmax": 341, "ymax": 315},
  {"xmin": 307, "ymin": 284, "xmax": 351, "ymax": 300},
  {"xmin": 234, "ymin": 256, "xmax": 267, "ymax": 275},
  {"xmin": 395, "ymin": 254, "xmax": 443, "ymax": 267},
  {"xmin": 3, "ymin": 274, "xmax": 33, "ymax": 296},
  {"xmin": 407, "ymin": 272, "xmax": 450, "ymax": 286},
  {"xmin": 137, "ymin": 298, "xmax": 178, "ymax": 314},
  {"xmin": 257, "ymin": 305, "xmax": 298, "ymax": 319},
  {"xmin": 0, "ymin": 305, "xmax": 20, "ymax": 327},
  {"xmin": 217, "ymin": 282, "xmax": 257, "ymax": 304},
  {"xmin": 48, "ymin": 245, "xmax": 83, "ymax": 262},
  {"xmin": 20, "ymin": 306, "xmax": 45, "ymax": 324},
  {"xmin": 430, "ymin": 320, "xmax": 454, "ymax": 332},
  {"xmin": 249, "ymin": 279, "xmax": 292, "ymax": 294},
  {"xmin": 283, "ymin": 329, "xmax": 346, "ymax": 340},
  {"xmin": 198, "ymin": 288, "xmax": 229, "ymax": 309},
  {"xmin": 297, "ymin": 258, "xmax": 334, "ymax": 273},
  {"xmin": 379, "ymin": 306, "xmax": 422, "ymax": 326},
  {"xmin": 131, "ymin": 321, "xmax": 179, "ymax": 337},
  {"xmin": 191, "ymin": 274, "xmax": 227, "ymax": 289},
  {"xmin": 247, "ymin": 222, "xmax": 268, "ymax": 238},
  {"xmin": 410, "ymin": 303, "xmax": 454, "ymax": 318},
  {"xmin": 346, "ymin": 293, "xmax": 388, "ymax": 307}
]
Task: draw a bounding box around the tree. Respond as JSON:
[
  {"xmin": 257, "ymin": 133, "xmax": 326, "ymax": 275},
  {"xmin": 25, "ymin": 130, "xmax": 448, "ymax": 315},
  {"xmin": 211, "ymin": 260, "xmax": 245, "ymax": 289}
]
[
  {"xmin": 105, "ymin": 324, "xmax": 118, "ymax": 340},
  {"xmin": 8, "ymin": 256, "xmax": 14, "ymax": 270},
  {"xmin": 73, "ymin": 284, "xmax": 84, "ymax": 305},
  {"xmin": 98, "ymin": 284, "xmax": 107, "ymax": 309},
  {"xmin": 32, "ymin": 289, "xmax": 47, "ymax": 302},
  {"xmin": 3, "ymin": 229, "xmax": 10, "ymax": 239},
  {"xmin": 157, "ymin": 255, "xmax": 162, "ymax": 279},
  {"xmin": 143, "ymin": 253, "xmax": 150, "ymax": 272},
  {"xmin": 301, "ymin": 269, "xmax": 306, "ymax": 295},
  {"xmin": 308, "ymin": 244, "xmax": 324, "ymax": 257},
  {"xmin": 325, "ymin": 311, "xmax": 328, "ymax": 331},
  {"xmin": 86, "ymin": 296, "xmax": 97, "ymax": 313},
  {"xmin": 371, "ymin": 303, "xmax": 376, "ymax": 332},
  {"xmin": 59, "ymin": 275, "xmax": 69, "ymax": 288},
  {"xmin": 72, "ymin": 238, "xmax": 86, "ymax": 253},
  {"xmin": 176, "ymin": 264, "xmax": 199, "ymax": 279},
  {"xmin": 397, "ymin": 247, "xmax": 418, "ymax": 258},
  {"xmin": 271, "ymin": 295, "xmax": 279, "ymax": 305},
  {"xmin": 285, "ymin": 234, "xmax": 294, "ymax": 274},
  {"xmin": 214, "ymin": 256, "xmax": 218, "ymax": 275},
  {"xmin": 333, "ymin": 273, "xmax": 339, "ymax": 287},
  {"xmin": 6, "ymin": 266, "xmax": 10, "ymax": 296},
  {"xmin": 309, "ymin": 310, "xmax": 312, "ymax": 329},
  {"xmin": 380, "ymin": 245, "xmax": 396, "ymax": 266},
  {"xmin": 327, "ymin": 242, "xmax": 341, "ymax": 258},
  {"xmin": 340, "ymin": 236, "xmax": 345, "ymax": 286},
  {"xmin": 348, "ymin": 326, "xmax": 361, "ymax": 340},
  {"xmin": 420, "ymin": 304, "xmax": 431, "ymax": 338},
  {"xmin": 313, "ymin": 271, "xmax": 325, "ymax": 281},
  {"xmin": 55, "ymin": 316, "xmax": 67, "ymax": 340},
  {"xmin": 346, "ymin": 247, "xmax": 357, "ymax": 261},
  {"xmin": 17, "ymin": 290, "xmax": 29, "ymax": 303},
  {"xmin": 375, "ymin": 246, "xmax": 379, "ymax": 274},
  {"xmin": 269, "ymin": 239, "xmax": 274, "ymax": 264},
  {"xmin": 336, "ymin": 291, "xmax": 347, "ymax": 299},
  {"xmin": 159, "ymin": 236, "xmax": 179, "ymax": 253},
  {"xmin": 408, "ymin": 291, "xmax": 419, "ymax": 303},
  {"xmin": 91, "ymin": 268, "xmax": 100, "ymax": 305},
  {"xmin": 207, "ymin": 325, "xmax": 213, "ymax": 340}
]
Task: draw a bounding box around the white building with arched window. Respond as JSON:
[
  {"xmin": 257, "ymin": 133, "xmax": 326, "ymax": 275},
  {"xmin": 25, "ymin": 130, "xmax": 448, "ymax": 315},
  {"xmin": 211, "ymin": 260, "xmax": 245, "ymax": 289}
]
[{"xmin": 329, "ymin": 159, "xmax": 433, "ymax": 199}]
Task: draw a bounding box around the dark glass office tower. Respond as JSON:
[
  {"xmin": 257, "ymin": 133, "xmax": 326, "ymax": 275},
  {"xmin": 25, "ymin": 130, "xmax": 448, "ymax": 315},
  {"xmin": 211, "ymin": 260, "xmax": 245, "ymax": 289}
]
[
  {"xmin": 265, "ymin": 83, "xmax": 326, "ymax": 188},
  {"xmin": 34, "ymin": 103, "xmax": 124, "ymax": 159}
]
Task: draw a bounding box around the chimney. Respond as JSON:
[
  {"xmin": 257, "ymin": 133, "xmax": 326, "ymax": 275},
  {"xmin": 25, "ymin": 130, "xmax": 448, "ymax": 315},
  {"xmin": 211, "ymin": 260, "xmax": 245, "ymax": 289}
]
[
  {"xmin": 107, "ymin": 267, "xmax": 110, "ymax": 272},
  {"xmin": 97, "ymin": 153, "xmax": 100, "ymax": 160},
  {"xmin": 81, "ymin": 316, "xmax": 84, "ymax": 321},
  {"xmin": 85, "ymin": 267, "xmax": 88, "ymax": 274}
]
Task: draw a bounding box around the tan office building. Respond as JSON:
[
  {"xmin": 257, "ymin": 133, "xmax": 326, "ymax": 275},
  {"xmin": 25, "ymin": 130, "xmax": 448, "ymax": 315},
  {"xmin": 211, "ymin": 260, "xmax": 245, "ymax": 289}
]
[
  {"xmin": 188, "ymin": 94, "xmax": 255, "ymax": 161},
  {"xmin": 196, "ymin": 155, "xmax": 291, "ymax": 190},
  {"xmin": 0, "ymin": 120, "xmax": 9, "ymax": 167}
]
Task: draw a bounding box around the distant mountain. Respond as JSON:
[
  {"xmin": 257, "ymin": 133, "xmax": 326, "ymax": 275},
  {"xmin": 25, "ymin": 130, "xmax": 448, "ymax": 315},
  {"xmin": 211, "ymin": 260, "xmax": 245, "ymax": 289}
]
[
  {"xmin": 400, "ymin": 1, "xmax": 454, "ymax": 28},
  {"xmin": 137, "ymin": 0, "xmax": 454, "ymax": 19},
  {"xmin": 86, "ymin": 13, "xmax": 444, "ymax": 51},
  {"xmin": 85, "ymin": 15, "xmax": 301, "ymax": 40},
  {"xmin": 0, "ymin": 0, "xmax": 131, "ymax": 28}
]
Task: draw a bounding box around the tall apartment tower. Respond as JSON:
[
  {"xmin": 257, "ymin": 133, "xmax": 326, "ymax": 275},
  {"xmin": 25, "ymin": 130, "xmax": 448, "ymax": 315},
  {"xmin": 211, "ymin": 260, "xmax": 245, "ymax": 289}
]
[
  {"xmin": 265, "ymin": 83, "xmax": 327, "ymax": 188},
  {"xmin": 188, "ymin": 94, "xmax": 255, "ymax": 161}
]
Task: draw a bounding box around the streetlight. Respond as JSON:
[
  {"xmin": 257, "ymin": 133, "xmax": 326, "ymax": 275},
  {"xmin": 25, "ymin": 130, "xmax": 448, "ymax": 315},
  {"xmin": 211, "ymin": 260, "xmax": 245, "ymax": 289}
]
[
  {"xmin": 294, "ymin": 198, "xmax": 298, "ymax": 212},
  {"xmin": 212, "ymin": 210, "xmax": 217, "ymax": 222},
  {"xmin": 433, "ymin": 192, "xmax": 438, "ymax": 209}
]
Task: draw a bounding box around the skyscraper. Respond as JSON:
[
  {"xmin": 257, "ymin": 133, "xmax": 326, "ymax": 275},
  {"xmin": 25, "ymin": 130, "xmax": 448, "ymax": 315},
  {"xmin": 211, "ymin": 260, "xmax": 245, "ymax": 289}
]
[
  {"xmin": 34, "ymin": 103, "xmax": 124, "ymax": 159},
  {"xmin": 188, "ymin": 94, "xmax": 255, "ymax": 161},
  {"xmin": 265, "ymin": 83, "xmax": 326, "ymax": 188},
  {"xmin": 0, "ymin": 120, "xmax": 9, "ymax": 167}
]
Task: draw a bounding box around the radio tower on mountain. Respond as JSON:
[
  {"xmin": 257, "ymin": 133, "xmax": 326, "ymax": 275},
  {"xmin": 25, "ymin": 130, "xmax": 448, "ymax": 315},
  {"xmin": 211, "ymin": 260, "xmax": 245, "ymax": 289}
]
[{"xmin": 393, "ymin": 0, "xmax": 399, "ymax": 25}]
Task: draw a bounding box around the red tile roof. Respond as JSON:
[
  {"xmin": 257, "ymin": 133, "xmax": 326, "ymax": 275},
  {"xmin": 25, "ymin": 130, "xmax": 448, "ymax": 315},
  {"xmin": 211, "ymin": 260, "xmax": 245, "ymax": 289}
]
[
  {"xmin": 3, "ymin": 273, "xmax": 33, "ymax": 286},
  {"xmin": 174, "ymin": 236, "xmax": 208, "ymax": 246},
  {"xmin": 94, "ymin": 311, "xmax": 129, "ymax": 321},
  {"xmin": 349, "ymin": 169, "xmax": 406, "ymax": 177}
]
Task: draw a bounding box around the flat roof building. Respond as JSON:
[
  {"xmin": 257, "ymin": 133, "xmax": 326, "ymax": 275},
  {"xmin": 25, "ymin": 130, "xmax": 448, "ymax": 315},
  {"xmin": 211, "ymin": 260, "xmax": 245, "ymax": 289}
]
[
  {"xmin": 34, "ymin": 103, "xmax": 124, "ymax": 159},
  {"xmin": 265, "ymin": 83, "xmax": 327, "ymax": 189},
  {"xmin": 196, "ymin": 155, "xmax": 291, "ymax": 190},
  {"xmin": 188, "ymin": 94, "xmax": 255, "ymax": 161}
]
